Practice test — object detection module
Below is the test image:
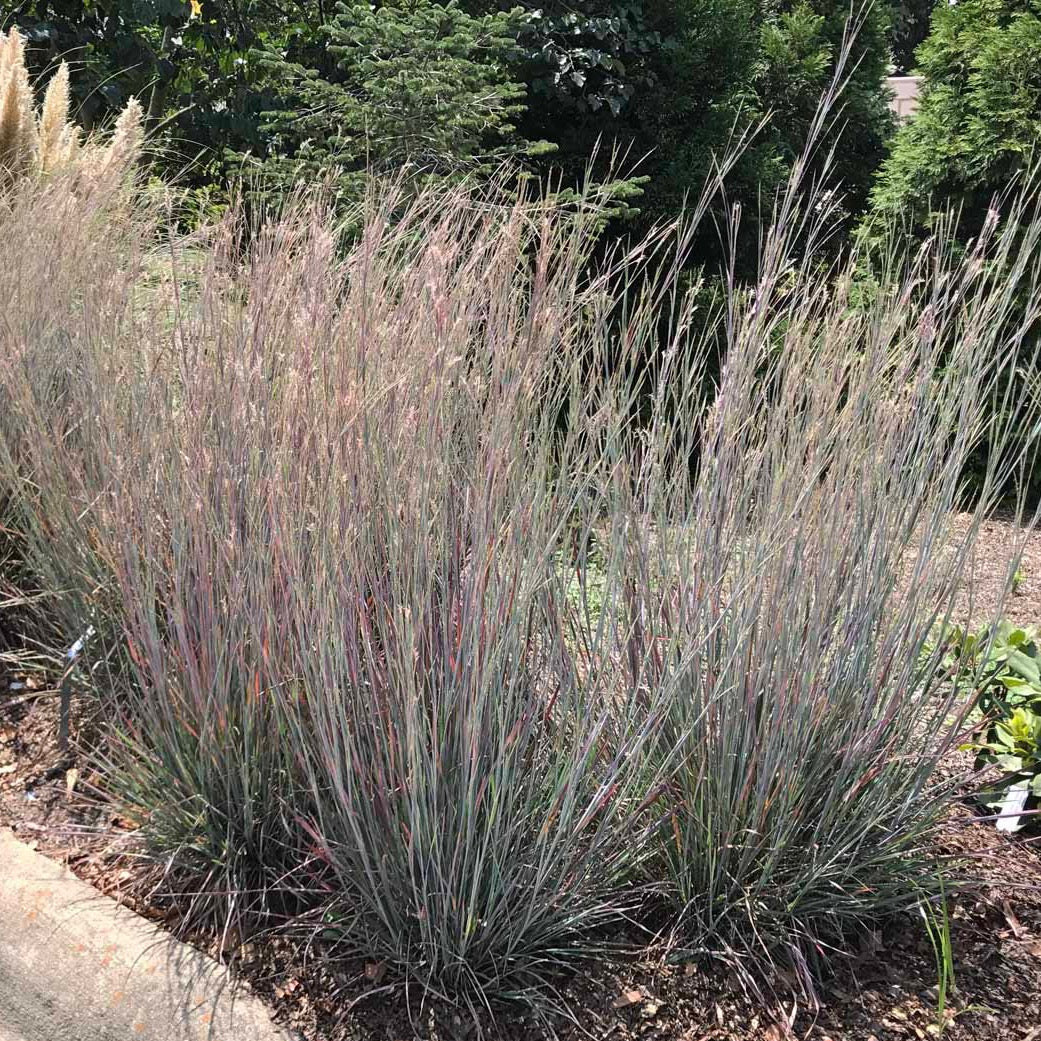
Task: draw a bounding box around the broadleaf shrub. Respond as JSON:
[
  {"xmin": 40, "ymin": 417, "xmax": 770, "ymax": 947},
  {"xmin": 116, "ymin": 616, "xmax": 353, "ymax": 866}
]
[{"xmin": 942, "ymin": 621, "xmax": 1041, "ymax": 831}]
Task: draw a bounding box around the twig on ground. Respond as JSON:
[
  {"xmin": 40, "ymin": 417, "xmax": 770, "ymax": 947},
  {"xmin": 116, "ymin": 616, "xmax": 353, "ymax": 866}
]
[{"xmin": 1, "ymin": 688, "xmax": 61, "ymax": 712}]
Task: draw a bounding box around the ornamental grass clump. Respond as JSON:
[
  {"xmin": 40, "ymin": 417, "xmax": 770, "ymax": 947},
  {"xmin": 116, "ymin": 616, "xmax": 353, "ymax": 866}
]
[
  {"xmin": 0, "ymin": 179, "xmax": 677, "ymax": 1006},
  {"xmin": 0, "ymin": 27, "xmax": 142, "ymax": 188},
  {"xmin": 612, "ymin": 177, "xmax": 1041, "ymax": 993},
  {"xmin": 102, "ymin": 193, "xmax": 675, "ymax": 982},
  {"xmin": 2, "ymin": 138, "xmax": 1041, "ymax": 1014},
  {"xmin": 0, "ymin": 172, "xmax": 157, "ymax": 669}
]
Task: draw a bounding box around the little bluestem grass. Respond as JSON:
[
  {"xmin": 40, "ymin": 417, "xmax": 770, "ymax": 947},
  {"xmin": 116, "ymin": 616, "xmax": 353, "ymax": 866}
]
[{"xmin": 2, "ymin": 151, "xmax": 1041, "ymax": 1015}]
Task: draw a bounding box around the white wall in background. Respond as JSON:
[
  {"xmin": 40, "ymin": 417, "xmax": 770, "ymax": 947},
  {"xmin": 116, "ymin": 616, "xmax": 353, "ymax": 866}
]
[{"xmin": 886, "ymin": 76, "xmax": 923, "ymax": 121}]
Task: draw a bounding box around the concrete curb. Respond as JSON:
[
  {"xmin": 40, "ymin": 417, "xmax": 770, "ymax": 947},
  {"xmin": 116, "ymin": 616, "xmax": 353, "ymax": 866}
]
[{"xmin": 0, "ymin": 829, "xmax": 297, "ymax": 1041}]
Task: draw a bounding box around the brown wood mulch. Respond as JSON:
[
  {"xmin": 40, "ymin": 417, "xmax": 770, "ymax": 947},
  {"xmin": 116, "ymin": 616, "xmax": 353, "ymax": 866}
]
[{"xmin": 3, "ymin": 513, "xmax": 1041, "ymax": 1041}]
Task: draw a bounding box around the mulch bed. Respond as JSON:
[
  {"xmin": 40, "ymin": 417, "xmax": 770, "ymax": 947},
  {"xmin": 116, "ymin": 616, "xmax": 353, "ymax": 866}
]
[{"xmin": 4, "ymin": 512, "xmax": 1041, "ymax": 1041}]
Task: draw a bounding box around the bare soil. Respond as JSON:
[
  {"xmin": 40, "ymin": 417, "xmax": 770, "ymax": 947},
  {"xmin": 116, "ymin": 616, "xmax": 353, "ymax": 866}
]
[{"xmin": 3, "ymin": 513, "xmax": 1041, "ymax": 1041}]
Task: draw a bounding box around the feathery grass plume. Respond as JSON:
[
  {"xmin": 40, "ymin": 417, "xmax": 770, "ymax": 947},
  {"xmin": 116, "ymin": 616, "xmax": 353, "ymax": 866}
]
[
  {"xmin": 0, "ymin": 29, "xmax": 37, "ymax": 181},
  {"xmin": 96, "ymin": 96, "xmax": 142, "ymax": 178},
  {"xmin": 0, "ymin": 31, "xmax": 139, "ymax": 187},
  {"xmin": 36, "ymin": 62, "xmax": 73, "ymax": 173}
]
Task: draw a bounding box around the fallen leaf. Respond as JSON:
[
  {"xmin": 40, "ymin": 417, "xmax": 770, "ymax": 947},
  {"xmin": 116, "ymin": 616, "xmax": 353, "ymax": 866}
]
[
  {"xmin": 1002, "ymin": 898, "xmax": 1025, "ymax": 940},
  {"xmin": 219, "ymin": 925, "xmax": 243, "ymax": 952},
  {"xmin": 65, "ymin": 767, "xmax": 79, "ymax": 792},
  {"xmin": 0, "ymin": 764, "xmax": 15, "ymax": 775},
  {"xmin": 274, "ymin": 977, "xmax": 301, "ymax": 1000},
  {"xmin": 764, "ymin": 1025, "xmax": 784, "ymax": 1041},
  {"xmin": 364, "ymin": 960, "xmax": 387, "ymax": 984},
  {"xmin": 612, "ymin": 989, "xmax": 643, "ymax": 1010}
]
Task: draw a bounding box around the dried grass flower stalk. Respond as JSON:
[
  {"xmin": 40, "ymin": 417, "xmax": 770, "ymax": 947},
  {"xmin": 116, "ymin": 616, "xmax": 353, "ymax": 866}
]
[{"xmin": 0, "ymin": 29, "xmax": 140, "ymax": 188}]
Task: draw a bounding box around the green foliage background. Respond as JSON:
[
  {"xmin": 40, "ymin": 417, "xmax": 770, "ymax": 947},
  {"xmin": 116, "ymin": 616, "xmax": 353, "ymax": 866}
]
[
  {"xmin": 861, "ymin": 0, "xmax": 1041, "ymax": 501},
  {"xmin": 18, "ymin": 0, "xmax": 1039, "ymax": 249},
  {"xmin": 870, "ymin": 0, "xmax": 1041, "ymax": 230},
  {"xmin": 9, "ymin": 0, "xmax": 895, "ymax": 236}
]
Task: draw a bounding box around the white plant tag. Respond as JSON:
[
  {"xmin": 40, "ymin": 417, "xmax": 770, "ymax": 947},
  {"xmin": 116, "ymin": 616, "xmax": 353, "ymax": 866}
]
[
  {"xmin": 66, "ymin": 625, "xmax": 96, "ymax": 662},
  {"xmin": 996, "ymin": 782, "xmax": 1030, "ymax": 833}
]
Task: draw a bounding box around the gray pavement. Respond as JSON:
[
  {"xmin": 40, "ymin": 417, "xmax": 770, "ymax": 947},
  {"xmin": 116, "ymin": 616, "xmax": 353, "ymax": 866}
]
[{"xmin": 0, "ymin": 829, "xmax": 295, "ymax": 1041}]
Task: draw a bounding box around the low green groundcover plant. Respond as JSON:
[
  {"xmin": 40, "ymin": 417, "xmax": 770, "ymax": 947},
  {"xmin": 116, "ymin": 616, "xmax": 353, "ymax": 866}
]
[{"xmin": 943, "ymin": 621, "xmax": 1041, "ymax": 830}]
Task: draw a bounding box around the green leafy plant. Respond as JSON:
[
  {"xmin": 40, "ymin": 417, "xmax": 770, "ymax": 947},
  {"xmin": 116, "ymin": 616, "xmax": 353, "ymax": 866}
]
[
  {"xmin": 919, "ymin": 875, "xmax": 956, "ymax": 1036},
  {"xmin": 242, "ymin": 1, "xmax": 546, "ymax": 205},
  {"xmin": 943, "ymin": 621, "xmax": 1041, "ymax": 830},
  {"xmin": 511, "ymin": 1, "xmax": 665, "ymax": 117}
]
